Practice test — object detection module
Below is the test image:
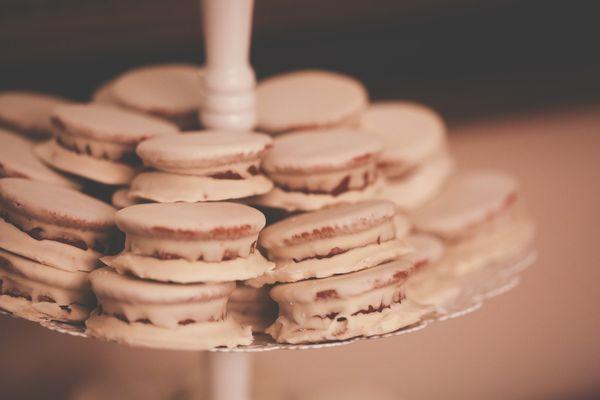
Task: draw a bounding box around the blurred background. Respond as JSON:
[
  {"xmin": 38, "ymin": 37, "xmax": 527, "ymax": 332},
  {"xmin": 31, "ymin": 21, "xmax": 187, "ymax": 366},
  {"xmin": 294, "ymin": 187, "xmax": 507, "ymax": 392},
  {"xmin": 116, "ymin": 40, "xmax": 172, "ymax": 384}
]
[{"xmin": 1, "ymin": 1, "xmax": 599, "ymax": 399}]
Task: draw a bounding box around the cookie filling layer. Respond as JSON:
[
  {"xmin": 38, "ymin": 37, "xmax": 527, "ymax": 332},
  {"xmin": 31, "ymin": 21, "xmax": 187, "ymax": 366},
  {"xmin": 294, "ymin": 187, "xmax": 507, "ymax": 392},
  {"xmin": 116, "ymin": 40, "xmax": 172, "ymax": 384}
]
[
  {"xmin": 0, "ymin": 209, "xmax": 116, "ymax": 254},
  {"xmin": 269, "ymin": 163, "xmax": 378, "ymax": 195},
  {"xmin": 125, "ymin": 233, "xmax": 258, "ymax": 262},
  {"xmin": 155, "ymin": 159, "xmax": 263, "ymax": 180},
  {"xmin": 95, "ymin": 296, "xmax": 228, "ymax": 329},
  {"xmin": 55, "ymin": 131, "xmax": 138, "ymax": 165},
  {"xmin": 263, "ymin": 220, "xmax": 396, "ymax": 261}
]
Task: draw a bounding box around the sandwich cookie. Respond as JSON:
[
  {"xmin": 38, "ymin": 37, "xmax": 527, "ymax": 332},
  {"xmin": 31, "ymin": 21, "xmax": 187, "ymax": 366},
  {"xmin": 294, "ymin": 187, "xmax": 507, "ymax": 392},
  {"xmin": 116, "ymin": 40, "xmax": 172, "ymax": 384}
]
[
  {"xmin": 360, "ymin": 102, "xmax": 454, "ymax": 210},
  {"xmin": 257, "ymin": 70, "xmax": 368, "ymax": 134},
  {"xmin": 86, "ymin": 267, "xmax": 251, "ymax": 350},
  {"xmin": 0, "ymin": 128, "xmax": 79, "ymax": 189},
  {"xmin": 101, "ymin": 202, "xmax": 274, "ymax": 283},
  {"xmin": 411, "ymin": 170, "xmax": 536, "ymax": 275},
  {"xmin": 36, "ymin": 103, "xmax": 179, "ymax": 185},
  {"xmin": 0, "ymin": 249, "xmax": 95, "ymax": 323},
  {"xmin": 227, "ymin": 284, "xmax": 278, "ymax": 333},
  {"xmin": 93, "ymin": 64, "xmax": 203, "ymax": 129},
  {"xmin": 254, "ymin": 129, "xmax": 383, "ymax": 212},
  {"xmin": 131, "ymin": 131, "xmax": 273, "ymax": 203},
  {"xmin": 0, "ymin": 91, "xmax": 70, "ymax": 139},
  {"xmin": 0, "ymin": 178, "xmax": 118, "ymax": 272},
  {"xmin": 267, "ymin": 259, "xmax": 427, "ymax": 344},
  {"xmin": 249, "ymin": 200, "xmax": 410, "ymax": 286}
]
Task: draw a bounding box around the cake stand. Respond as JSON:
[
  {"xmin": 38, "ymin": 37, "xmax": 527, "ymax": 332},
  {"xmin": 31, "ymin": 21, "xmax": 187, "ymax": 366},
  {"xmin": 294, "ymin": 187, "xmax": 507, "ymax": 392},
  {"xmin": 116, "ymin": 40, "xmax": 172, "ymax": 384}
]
[{"xmin": 0, "ymin": 1, "xmax": 538, "ymax": 399}]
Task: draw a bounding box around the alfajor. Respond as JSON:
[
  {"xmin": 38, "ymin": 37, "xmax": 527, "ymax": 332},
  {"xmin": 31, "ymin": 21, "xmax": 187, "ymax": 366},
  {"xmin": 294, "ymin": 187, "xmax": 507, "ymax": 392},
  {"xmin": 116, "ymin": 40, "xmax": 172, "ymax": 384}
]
[
  {"xmin": 249, "ymin": 200, "xmax": 410, "ymax": 286},
  {"xmin": 85, "ymin": 267, "xmax": 251, "ymax": 350},
  {"xmin": 227, "ymin": 284, "xmax": 278, "ymax": 333},
  {"xmin": 267, "ymin": 259, "xmax": 427, "ymax": 343},
  {"xmin": 35, "ymin": 103, "xmax": 179, "ymax": 185},
  {"xmin": 254, "ymin": 129, "xmax": 383, "ymax": 212},
  {"xmin": 0, "ymin": 249, "xmax": 95, "ymax": 323},
  {"xmin": 0, "ymin": 178, "xmax": 118, "ymax": 272},
  {"xmin": 257, "ymin": 70, "xmax": 368, "ymax": 135},
  {"xmin": 0, "ymin": 128, "xmax": 79, "ymax": 189},
  {"xmin": 0, "ymin": 91, "xmax": 70, "ymax": 139},
  {"xmin": 130, "ymin": 131, "xmax": 273, "ymax": 203},
  {"xmin": 101, "ymin": 202, "xmax": 273, "ymax": 283},
  {"xmin": 92, "ymin": 64, "xmax": 203, "ymax": 129},
  {"xmin": 360, "ymin": 102, "xmax": 454, "ymax": 210},
  {"xmin": 411, "ymin": 170, "xmax": 535, "ymax": 275}
]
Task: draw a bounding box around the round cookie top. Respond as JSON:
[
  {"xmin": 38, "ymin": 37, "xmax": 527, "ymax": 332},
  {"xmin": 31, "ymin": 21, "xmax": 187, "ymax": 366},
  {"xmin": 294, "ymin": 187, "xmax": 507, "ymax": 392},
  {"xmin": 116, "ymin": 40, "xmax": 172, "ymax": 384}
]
[
  {"xmin": 110, "ymin": 64, "xmax": 202, "ymax": 118},
  {"xmin": 0, "ymin": 178, "xmax": 115, "ymax": 230},
  {"xmin": 116, "ymin": 202, "xmax": 266, "ymax": 240},
  {"xmin": 270, "ymin": 258, "xmax": 414, "ymax": 303},
  {"xmin": 137, "ymin": 131, "xmax": 273, "ymax": 169},
  {"xmin": 257, "ymin": 70, "xmax": 368, "ymax": 134},
  {"xmin": 0, "ymin": 91, "xmax": 70, "ymax": 138},
  {"xmin": 51, "ymin": 103, "xmax": 179, "ymax": 144},
  {"xmin": 0, "ymin": 128, "xmax": 78, "ymax": 188},
  {"xmin": 411, "ymin": 170, "xmax": 518, "ymax": 237},
  {"xmin": 262, "ymin": 129, "xmax": 382, "ymax": 173},
  {"xmin": 359, "ymin": 102, "xmax": 446, "ymax": 166},
  {"xmin": 90, "ymin": 267, "xmax": 234, "ymax": 303},
  {"xmin": 260, "ymin": 200, "xmax": 396, "ymax": 248}
]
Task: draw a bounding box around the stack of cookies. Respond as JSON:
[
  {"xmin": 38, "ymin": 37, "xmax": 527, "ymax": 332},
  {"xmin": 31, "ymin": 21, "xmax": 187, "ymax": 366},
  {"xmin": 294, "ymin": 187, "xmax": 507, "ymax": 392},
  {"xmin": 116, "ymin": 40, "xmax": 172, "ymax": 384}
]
[
  {"xmin": 248, "ymin": 199, "xmax": 427, "ymax": 343},
  {"xmin": 0, "ymin": 178, "xmax": 117, "ymax": 323},
  {"xmin": 36, "ymin": 103, "xmax": 179, "ymax": 186},
  {"xmin": 88, "ymin": 202, "xmax": 274, "ymax": 349}
]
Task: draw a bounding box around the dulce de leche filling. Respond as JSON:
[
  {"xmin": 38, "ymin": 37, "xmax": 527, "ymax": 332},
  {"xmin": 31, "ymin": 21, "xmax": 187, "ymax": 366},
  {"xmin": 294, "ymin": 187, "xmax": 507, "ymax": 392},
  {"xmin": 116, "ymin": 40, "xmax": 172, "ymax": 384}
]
[
  {"xmin": 0, "ymin": 208, "xmax": 117, "ymax": 254},
  {"xmin": 96, "ymin": 295, "xmax": 228, "ymax": 329},
  {"xmin": 124, "ymin": 233, "xmax": 258, "ymax": 262},
  {"xmin": 155, "ymin": 158, "xmax": 263, "ymax": 180},
  {"xmin": 264, "ymin": 219, "xmax": 396, "ymax": 262},
  {"xmin": 269, "ymin": 162, "xmax": 378, "ymax": 196}
]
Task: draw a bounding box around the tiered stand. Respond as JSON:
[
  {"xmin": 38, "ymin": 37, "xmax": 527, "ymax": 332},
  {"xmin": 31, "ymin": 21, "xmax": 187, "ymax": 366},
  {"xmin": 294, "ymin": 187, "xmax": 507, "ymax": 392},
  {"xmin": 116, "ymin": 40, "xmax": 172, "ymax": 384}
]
[{"xmin": 0, "ymin": 1, "xmax": 537, "ymax": 399}]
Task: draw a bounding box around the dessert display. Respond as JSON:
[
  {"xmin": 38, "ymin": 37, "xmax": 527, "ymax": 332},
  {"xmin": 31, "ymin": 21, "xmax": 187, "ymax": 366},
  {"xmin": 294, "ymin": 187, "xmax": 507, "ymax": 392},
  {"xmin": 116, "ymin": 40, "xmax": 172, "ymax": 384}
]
[
  {"xmin": 0, "ymin": 91, "xmax": 71, "ymax": 139},
  {"xmin": 0, "ymin": 178, "xmax": 117, "ymax": 322},
  {"xmin": 35, "ymin": 103, "xmax": 179, "ymax": 185},
  {"xmin": 360, "ymin": 101, "xmax": 454, "ymax": 210},
  {"xmin": 92, "ymin": 63, "xmax": 203, "ymax": 130},
  {"xmin": 0, "ymin": 70, "xmax": 535, "ymax": 350},
  {"xmin": 0, "ymin": 128, "xmax": 80, "ymax": 189},
  {"xmin": 257, "ymin": 70, "xmax": 368, "ymax": 135},
  {"xmin": 130, "ymin": 131, "xmax": 273, "ymax": 203},
  {"xmin": 254, "ymin": 129, "xmax": 383, "ymax": 212}
]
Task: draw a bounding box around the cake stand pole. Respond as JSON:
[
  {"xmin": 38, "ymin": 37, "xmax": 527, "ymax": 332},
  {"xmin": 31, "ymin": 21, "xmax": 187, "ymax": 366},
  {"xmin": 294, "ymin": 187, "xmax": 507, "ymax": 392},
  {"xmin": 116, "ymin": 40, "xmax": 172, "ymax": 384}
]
[
  {"xmin": 199, "ymin": 0, "xmax": 257, "ymax": 130},
  {"xmin": 203, "ymin": 352, "xmax": 252, "ymax": 400}
]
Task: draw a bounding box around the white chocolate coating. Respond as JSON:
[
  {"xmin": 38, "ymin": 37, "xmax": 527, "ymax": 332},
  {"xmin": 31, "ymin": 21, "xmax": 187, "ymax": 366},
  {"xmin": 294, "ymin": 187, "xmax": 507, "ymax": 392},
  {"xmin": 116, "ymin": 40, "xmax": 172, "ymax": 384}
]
[
  {"xmin": 86, "ymin": 312, "xmax": 252, "ymax": 350},
  {"xmin": 252, "ymin": 176, "xmax": 384, "ymax": 212},
  {"xmin": 130, "ymin": 171, "xmax": 273, "ymax": 203},
  {"xmin": 257, "ymin": 70, "xmax": 368, "ymax": 134},
  {"xmin": 0, "ymin": 128, "xmax": 79, "ymax": 188},
  {"xmin": 248, "ymin": 239, "xmax": 411, "ymax": 287},
  {"xmin": 102, "ymin": 251, "xmax": 274, "ymax": 283}
]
